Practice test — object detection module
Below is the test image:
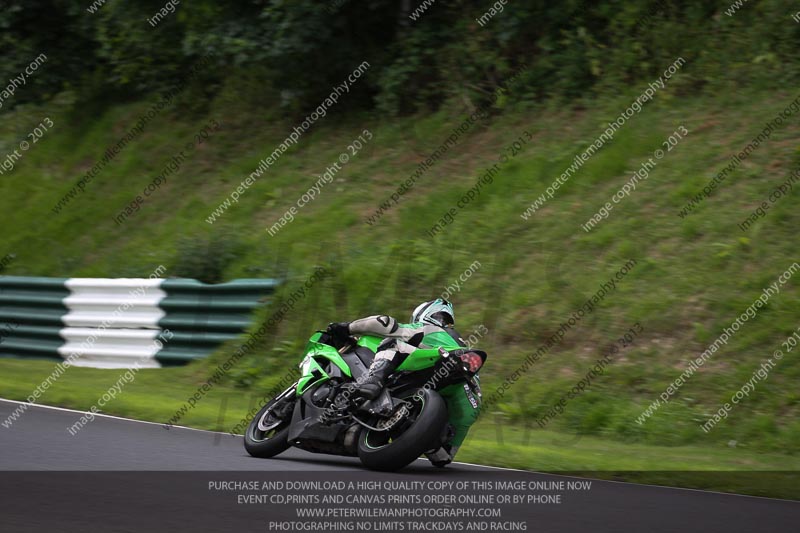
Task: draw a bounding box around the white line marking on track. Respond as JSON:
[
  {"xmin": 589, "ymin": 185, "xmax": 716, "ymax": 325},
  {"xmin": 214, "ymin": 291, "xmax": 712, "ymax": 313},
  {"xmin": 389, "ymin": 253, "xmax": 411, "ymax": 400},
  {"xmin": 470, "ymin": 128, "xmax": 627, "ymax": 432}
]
[{"xmin": 0, "ymin": 398, "xmax": 234, "ymax": 437}]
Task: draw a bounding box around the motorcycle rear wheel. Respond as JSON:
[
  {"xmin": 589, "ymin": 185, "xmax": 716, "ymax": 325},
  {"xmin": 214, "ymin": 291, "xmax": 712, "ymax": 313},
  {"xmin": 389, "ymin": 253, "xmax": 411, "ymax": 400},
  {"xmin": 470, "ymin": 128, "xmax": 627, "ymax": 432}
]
[{"xmin": 357, "ymin": 388, "xmax": 448, "ymax": 471}]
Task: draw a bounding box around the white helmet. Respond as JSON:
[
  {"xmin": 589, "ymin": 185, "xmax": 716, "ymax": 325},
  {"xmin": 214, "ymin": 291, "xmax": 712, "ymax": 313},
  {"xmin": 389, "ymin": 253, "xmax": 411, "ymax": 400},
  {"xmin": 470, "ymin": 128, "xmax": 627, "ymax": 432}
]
[{"xmin": 411, "ymin": 299, "xmax": 455, "ymax": 328}]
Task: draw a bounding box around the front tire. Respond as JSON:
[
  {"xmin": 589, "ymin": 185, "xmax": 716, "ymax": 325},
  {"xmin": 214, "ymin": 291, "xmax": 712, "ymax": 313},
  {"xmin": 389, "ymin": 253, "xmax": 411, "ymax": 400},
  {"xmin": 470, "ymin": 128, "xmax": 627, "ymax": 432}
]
[
  {"xmin": 357, "ymin": 388, "xmax": 448, "ymax": 471},
  {"xmin": 244, "ymin": 393, "xmax": 294, "ymax": 458}
]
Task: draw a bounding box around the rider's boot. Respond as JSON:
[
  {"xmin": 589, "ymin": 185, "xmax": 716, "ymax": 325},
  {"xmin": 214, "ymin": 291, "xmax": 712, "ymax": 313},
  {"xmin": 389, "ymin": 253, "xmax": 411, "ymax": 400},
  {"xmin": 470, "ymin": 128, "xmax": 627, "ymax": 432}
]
[{"xmin": 352, "ymin": 358, "xmax": 397, "ymax": 400}]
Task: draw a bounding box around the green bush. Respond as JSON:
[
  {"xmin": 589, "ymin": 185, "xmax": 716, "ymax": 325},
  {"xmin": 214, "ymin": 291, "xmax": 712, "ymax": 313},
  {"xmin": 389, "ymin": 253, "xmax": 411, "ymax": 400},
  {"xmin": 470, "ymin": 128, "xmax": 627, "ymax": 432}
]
[{"xmin": 171, "ymin": 229, "xmax": 243, "ymax": 283}]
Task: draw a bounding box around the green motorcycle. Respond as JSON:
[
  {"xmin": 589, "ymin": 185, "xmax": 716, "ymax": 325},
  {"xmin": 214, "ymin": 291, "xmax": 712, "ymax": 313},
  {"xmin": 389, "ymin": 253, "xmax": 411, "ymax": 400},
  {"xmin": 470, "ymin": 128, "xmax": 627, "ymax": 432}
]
[{"xmin": 244, "ymin": 330, "xmax": 486, "ymax": 471}]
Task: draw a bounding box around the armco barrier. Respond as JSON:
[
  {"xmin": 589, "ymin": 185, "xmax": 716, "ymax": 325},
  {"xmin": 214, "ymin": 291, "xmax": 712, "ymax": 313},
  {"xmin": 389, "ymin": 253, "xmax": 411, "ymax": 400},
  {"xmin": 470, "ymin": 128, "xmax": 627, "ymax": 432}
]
[
  {"xmin": 0, "ymin": 277, "xmax": 70, "ymax": 360},
  {"xmin": 155, "ymin": 279, "xmax": 281, "ymax": 365},
  {"xmin": 0, "ymin": 276, "xmax": 279, "ymax": 369}
]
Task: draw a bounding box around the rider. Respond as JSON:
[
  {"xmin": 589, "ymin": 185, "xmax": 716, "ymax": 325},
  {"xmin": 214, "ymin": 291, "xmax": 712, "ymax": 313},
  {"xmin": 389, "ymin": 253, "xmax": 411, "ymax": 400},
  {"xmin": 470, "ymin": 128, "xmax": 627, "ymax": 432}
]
[
  {"xmin": 327, "ymin": 298, "xmax": 483, "ymax": 466},
  {"xmin": 327, "ymin": 298, "xmax": 466, "ymax": 400}
]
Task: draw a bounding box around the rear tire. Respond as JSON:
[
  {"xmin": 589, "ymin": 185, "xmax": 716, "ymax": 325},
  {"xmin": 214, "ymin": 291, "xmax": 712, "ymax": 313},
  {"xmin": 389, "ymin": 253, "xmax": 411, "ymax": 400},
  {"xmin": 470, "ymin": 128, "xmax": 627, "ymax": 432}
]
[
  {"xmin": 244, "ymin": 394, "xmax": 294, "ymax": 458},
  {"xmin": 357, "ymin": 388, "xmax": 448, "ymax": 471}
]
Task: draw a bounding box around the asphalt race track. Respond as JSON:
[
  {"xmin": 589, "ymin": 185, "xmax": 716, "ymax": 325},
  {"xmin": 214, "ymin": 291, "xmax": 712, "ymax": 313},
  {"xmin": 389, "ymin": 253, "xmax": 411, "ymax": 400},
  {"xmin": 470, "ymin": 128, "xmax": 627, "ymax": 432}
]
[{"xmin": 1, "ymin": 398, "xmax": 798, "ymax": 533}]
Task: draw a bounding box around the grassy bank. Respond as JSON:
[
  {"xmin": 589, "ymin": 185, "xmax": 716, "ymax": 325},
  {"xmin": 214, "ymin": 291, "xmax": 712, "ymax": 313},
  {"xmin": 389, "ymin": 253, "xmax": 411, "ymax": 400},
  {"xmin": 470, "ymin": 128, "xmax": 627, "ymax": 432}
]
[{"xmin": 1, "ymin": 84, "xmax": 799, "ymax": 460}]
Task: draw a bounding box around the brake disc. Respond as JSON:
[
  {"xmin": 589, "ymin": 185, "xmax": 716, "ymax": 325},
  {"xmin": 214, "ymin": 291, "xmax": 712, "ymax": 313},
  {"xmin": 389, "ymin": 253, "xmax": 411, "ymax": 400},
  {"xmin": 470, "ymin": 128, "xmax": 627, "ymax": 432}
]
[{"xmin": 257, "ymin": 404, "xmax": 284, "ymax": 432}]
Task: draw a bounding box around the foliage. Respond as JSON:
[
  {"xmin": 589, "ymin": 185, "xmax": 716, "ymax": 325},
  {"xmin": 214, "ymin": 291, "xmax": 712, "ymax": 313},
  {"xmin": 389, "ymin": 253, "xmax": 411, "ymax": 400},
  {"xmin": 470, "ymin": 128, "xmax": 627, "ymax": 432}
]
[
  {"xmin": 171, "ymin": 229, "xmax": 244, "ymax": 284},
  {"xmin": 2, "ymin": 1, "xmax": 798, "ymax": 115}
]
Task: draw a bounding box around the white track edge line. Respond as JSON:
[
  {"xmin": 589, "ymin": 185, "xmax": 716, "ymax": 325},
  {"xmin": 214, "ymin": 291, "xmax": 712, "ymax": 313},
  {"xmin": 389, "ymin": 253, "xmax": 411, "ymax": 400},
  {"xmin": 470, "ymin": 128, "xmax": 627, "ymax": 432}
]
[{"xmin": 0, "ymin": 398, "xmax": 232, "ymax": 436}]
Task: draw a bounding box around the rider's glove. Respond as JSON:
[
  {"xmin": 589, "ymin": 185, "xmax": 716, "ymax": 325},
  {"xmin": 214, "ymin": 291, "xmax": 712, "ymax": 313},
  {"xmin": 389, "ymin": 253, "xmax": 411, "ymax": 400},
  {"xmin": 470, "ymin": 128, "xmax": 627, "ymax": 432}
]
[{"xmin": 327, "ymin": 322, "xmax": 351, "ymax": 341}]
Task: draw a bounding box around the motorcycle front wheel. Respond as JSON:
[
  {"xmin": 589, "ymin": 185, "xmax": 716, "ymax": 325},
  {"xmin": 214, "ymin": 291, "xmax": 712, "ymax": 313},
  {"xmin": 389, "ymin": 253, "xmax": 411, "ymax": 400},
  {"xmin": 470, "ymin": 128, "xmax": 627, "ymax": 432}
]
[{"xmin": 244, "ymin": 389, "xmax": 295, "ymax": 458}]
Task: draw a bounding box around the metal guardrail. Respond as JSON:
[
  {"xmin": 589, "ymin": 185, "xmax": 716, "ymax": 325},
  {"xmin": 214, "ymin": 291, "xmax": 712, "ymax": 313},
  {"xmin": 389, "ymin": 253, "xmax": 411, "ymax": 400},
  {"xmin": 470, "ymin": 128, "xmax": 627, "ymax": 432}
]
[{"xmin": 0, "ymin": 276, "xmax": 279, "ymax": 368}]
